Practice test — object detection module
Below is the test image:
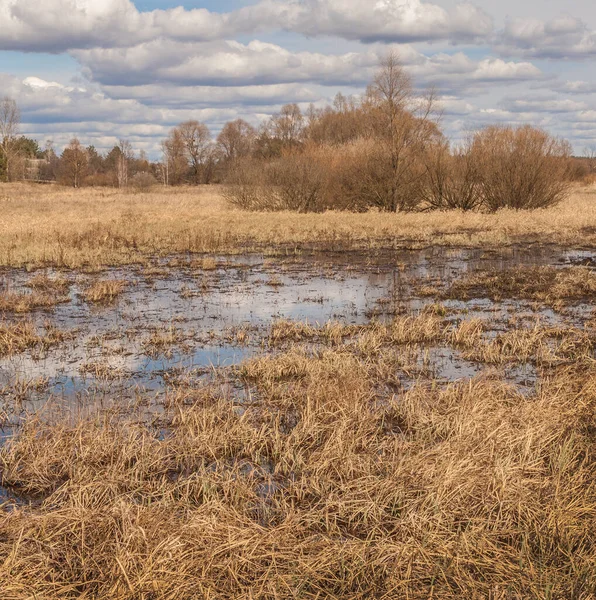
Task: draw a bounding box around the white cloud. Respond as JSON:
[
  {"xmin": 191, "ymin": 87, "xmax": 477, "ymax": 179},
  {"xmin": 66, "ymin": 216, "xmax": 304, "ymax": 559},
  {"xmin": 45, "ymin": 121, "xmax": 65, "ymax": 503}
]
[
  {"xmin": 257, "ymin": 0, "xmax": 493, "ymax": 44},
  {"xmin": 405, "ymin": 53, "xmax": 544, "ymax": 94},
  {"xmin": 499, "ymin": 96, "xmax": 589, "ymax": 113},
  {"xmin": 73, "ymin": 40, "xmax": 385, "ymax": 87},
  {"xmin": 2, "ymin": 0, "xmax": 596, "ymax": 154},
  {"xmin": 72, "ymin": 39, "xmax": 543, "ymax": 95},
  {"xmin": 101, "ymin": 83, "xmax": 321, "ymax": 109},
  {"xmin": 497, "ymin": 15, "xmax": 596, "ymax": 59},
  {"xmin": 0, "ymin": 73, "xmax": 245, "ymax": 153},
  {"xmin": 0, "ymin": 0, "xmax": 493, "ymax": 53},
  {"xmin": 0, "ymin": 0, "xmax": 154, "ymax": 52},
  {"xmin": 559, "ymin": 80, "xmax": 596, "ymax": 95}
]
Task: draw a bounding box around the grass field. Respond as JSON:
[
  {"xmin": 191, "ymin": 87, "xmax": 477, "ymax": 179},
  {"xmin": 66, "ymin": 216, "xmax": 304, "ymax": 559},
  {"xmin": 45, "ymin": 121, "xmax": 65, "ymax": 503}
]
[
  {"xmin": 1, "ymin": 183, "xmax": 596, "ymax": 598},
  {"xmin": 1, "ymin": 183, "xmax": 596, "ymax": 269}
]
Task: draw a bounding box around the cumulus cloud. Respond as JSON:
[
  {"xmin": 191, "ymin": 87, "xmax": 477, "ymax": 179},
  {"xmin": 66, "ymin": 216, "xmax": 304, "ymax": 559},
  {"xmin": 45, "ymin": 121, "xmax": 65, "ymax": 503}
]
[
  {"xmin": 0, "ymin": 0, "xmax": 493, "ymax": 53},
  {"xmin": 72, "ymin": 39, "xmax": 543, "ymax": 96},
  {"xmin": 499, "ymin": 96, "xmax": 589, "ymax": 113},
  {"xmin": 2, "ymin": 0, "xmax": 595, "ymax": 154},
  {"xmin": 251, "ymin": 0, "xmax": 493, "ymax": 44},
  {"xmin": 497, "ymin": 15, "xmax": 596, "ymax": 59},
  {"xmin": 407, "ymin": 53, "xmax": 543, "ymax": 93},
  {"xmin": 101, "ymin": 83, "xmax": 321, "ymax": 109},
  {"xmin": 0, "ymin": 0, "xmax": 281, "ymax": 52},
  {"xmin": 0, "ymin": 72, "xmax": 252, "ymax": 153},
  {"xmin": 73, "ymin": 40, "xmax": 384, "ymax": 87},
  {"xmin": 559, "ymin": 80, "xmax": 596, "ymax": 95}
]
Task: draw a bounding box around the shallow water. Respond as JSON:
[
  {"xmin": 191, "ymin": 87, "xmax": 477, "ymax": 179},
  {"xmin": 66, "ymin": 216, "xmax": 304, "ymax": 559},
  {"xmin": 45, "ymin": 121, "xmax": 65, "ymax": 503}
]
[{"xmin": 0, "ymin": 245, "xmax": 593, "ymax": 412}]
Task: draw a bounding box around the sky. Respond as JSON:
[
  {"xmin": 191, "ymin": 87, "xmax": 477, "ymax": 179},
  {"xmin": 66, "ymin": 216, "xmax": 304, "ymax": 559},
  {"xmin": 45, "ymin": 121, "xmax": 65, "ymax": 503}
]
[{"xmin": 1, "ymin": 0, "xmax": 595, "ymax": 158}]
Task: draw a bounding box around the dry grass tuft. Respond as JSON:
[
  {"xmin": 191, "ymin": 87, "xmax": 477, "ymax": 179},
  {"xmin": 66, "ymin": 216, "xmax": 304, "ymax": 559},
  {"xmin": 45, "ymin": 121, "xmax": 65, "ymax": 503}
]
[
  {"xmin": 0, "ymin": 288, "xmax": 70, "ymax": 313},
  {"xmin": 83, "ymin": 279, "xmax": 127, "ymax": 305},
  {"xmin": 201, "ymin": 257, "xmax": 218, "ymax": 271},
  {"xmin": 26, "ymin": 273, "xmax": 70, "ymax": 294},
  {"xmin": 0, "ymin": 320, "xmax": 70, "ymax": 357},
  {"xmin": 142, "ymin": 326, "xmax": 190, "ymax": 358},
  {"xmin": 449, "ymin": 265, "xmax": 596, "ymax": 304}
]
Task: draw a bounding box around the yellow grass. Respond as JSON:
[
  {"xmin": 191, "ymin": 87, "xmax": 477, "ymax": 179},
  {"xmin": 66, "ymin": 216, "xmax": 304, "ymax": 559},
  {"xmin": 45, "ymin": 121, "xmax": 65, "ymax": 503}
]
[
  {"xmin": 83, "ymin": 279, "xmax": 127, "ymax": 305},
  {"xmin": 1, "ymin": 183, "xmax": 596, "ymax": 269},
  {"xmin": 1, "ymin": 338, "xmax": 596, "ymax": 597},
  {"xmin": 0, "ymin": 320, "xmax": 69, "ymax": 357}
]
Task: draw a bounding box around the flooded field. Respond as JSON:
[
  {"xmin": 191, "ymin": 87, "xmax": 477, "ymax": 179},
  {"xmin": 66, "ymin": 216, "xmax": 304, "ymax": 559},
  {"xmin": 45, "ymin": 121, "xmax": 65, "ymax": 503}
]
[
  {"xmin": 1, "ymin": 245, "xmax": 594, "ymax": 416},
  {"xmin": 2, "ymin": 244, "xmax": 596, "ymax": 596}
]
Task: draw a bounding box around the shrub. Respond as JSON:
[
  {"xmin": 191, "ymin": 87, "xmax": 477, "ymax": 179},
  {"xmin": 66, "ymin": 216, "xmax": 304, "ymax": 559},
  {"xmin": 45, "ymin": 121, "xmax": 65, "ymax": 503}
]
[
  {"xmin": 224, "ymin": 149, "xmax": 329, "ymax": 212},
  {"xmin": 422, "ymin": 141, "xmax": 482, "ymax": 211},
  {"xmin": 130, "ymin": 171, "xmax": 157, "ymax": 192},
  {"xmin": 265, "ymin": 148, "xmax": 327, "ymax": 213},
  {"xmin": 330, "ymin": 138, "xmax": 425, "ymax": 212},
  {"xmin": 472, "ymin": 125, "xmax": 572, "ymax": 211},
  {"xmin": 222, "ymin": 158, "xmax": 273, "ymax": 210}
]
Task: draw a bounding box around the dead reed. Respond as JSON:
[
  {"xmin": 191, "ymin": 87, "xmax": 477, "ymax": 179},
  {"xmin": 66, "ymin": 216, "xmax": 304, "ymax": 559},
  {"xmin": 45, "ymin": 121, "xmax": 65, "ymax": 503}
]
[
  {"xmin": 83, "ymin": 279, "xmax": 127, "ymax": 305},
  {"xmin": 0, "ymin": 289, "xmax": 70, "ymax": 313},
  {"xmin": 0, "ymin": 320, "xmax": 69, "ymax": 357},
  {"xmin": 1, "ymin": 339, "xmax": 595, "ymax": 598},
  {"xmin": 448, "ymin": 265, "xmax": 596, "ymax": 304}
]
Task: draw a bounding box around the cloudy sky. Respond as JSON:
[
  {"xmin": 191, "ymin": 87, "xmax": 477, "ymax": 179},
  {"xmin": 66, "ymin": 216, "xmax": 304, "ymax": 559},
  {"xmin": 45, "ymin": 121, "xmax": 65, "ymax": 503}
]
[{"xmin": 1, "ymin": 0, "xmax": 595, "ymax": 157}]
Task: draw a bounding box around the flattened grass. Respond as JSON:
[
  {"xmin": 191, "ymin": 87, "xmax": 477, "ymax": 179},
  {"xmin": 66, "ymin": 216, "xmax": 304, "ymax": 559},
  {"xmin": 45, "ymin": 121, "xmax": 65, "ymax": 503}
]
[
  {"xmin": 1, "ymin": 341, "xmax": 596, "ymax": 598},
  {"xmin": 1, "ymin": 313, "xmax": 596, "ymax": 596},
  {"xmin": 448, "ymin": 265, "xmax": 596, "ymax": 304}
]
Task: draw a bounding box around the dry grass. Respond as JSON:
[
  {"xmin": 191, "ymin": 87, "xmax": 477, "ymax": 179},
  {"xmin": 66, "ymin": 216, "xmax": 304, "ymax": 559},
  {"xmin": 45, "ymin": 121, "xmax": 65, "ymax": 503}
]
[
  {"xmin": 1, "ymin": 340, "xmax": 596, "ymax": 598},
  {"xmin": 83, "ymin": 279, "xmax": 127, "ymax": 305},
  {"xmin": 0, "ymin": 290, "xmax": 69, "ymax": 313},
  {"xmin": 142, "ymin": 326, "xmax": 191, "ymax": 358},
  {"xmin": 448, "ymin": 265, "xmax": 596, "ymax": 304},
  {"xmin": 26, "ymin": 273, "xmax": 70, "ymax": 294},
  {"xmin": 0, "ymin": 320, "xmax": 70, "ymax": 357},
  {"xmin": 1, "ymin": 183, "xmax": 596, "ymax": 268},
  {"xmin": 0, "ymin": 274, "xmax": 70, "ymax": 313},
  {"xmin": 201, "ymin": 257, "xmax": 218, "ymax": 271}
]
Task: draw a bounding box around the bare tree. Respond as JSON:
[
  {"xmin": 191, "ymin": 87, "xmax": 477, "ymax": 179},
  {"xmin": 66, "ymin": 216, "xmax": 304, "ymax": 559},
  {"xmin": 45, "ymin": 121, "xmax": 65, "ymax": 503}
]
[
  {"xmin": 159, "ymin": 140, "xmax": 170, "ymax": 186},
  {"xmin": 59, "ymin": 139, "xmax": 88, "ymax": 188},
  {"xmin": 116, "ymin": 139, "xmax": 133, "ymax": 188},
  {"xmin": 270, "ymin": 104, "xmax": 304, "ymax": 146},
  {"xmin": 364, "ymin": 52, "xmax": 440, "ymax": 211},
  {"xmin": 161, "ymin": 129, "xmax": 188, "ymax": 185},
  {"xmin": 0, "ymin": 97, "xmax": 20, "ymax": 182},
  {"xmin": 217, "ymin": 119, "xmax": 256, "ymax": 162},
  {"xmin": 176, "ymin": 120, "xmax": 212, "ymax": 184},
  {"xmin": 585, "ymin": 146, "xmax": 596, "ymax": 176}
]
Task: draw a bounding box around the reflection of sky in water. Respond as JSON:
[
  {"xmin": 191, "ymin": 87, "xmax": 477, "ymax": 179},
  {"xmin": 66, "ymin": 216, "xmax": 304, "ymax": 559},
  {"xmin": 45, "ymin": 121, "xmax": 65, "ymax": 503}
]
[{"xmin": 0, "ymin": 246, "xmax": 594, "ymax": 402}]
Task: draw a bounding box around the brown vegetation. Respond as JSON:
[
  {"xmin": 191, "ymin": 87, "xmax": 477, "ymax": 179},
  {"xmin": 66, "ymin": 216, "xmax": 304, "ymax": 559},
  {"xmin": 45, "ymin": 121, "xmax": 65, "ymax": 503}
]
[
  {"xmin": 0, "ymin": 278, "xmax": 70, "ymax": 313},
  {"xmin": 223, "ymin": 55, "xmax": 573, "ymax": 213},
  {"xmin": 3, "ymin": 53, "xmax": 579, "ymax": 212},
  {"xmin": 1, "ymin": 184, "xmax": 596, "ymax": 269},
  {"xmin": 0, "ymin": 320, "xmax": 69, "ymax": 357},
  {"xmin": 1, "ymin": 323, "xmax": 596, "ymax": 597},
  {"xmin": 83, "ymin": 279, "xmax": 127, "ymax": 305},
  {"xmin": 448, "ymin": 265, "xmax": 596, "ymax": 303}
]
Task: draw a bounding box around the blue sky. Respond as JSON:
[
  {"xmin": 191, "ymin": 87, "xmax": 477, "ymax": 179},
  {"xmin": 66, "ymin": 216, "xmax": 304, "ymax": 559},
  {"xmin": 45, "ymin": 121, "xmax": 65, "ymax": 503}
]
[{"xmin": 1, "ymin": 0, "xmax": 595, "ymax": 157}]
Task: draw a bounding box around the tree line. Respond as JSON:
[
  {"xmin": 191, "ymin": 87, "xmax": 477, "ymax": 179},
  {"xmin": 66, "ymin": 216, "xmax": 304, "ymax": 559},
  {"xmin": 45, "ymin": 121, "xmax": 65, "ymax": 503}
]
[{"xmin": 1, "ymin": 53, "xmax": 594, "ymax": 210}]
